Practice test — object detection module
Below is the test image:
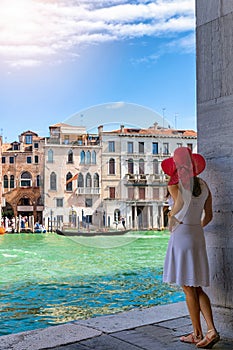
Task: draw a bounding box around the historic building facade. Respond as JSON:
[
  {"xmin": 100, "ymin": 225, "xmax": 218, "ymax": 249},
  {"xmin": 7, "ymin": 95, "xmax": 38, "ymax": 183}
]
[
  {"xmin": 100, "ymin": 123, "xmax": 197, "ymax": 230},
  {"xmin": 1, "ymin": 131, "xmax": 45, "ymax": 230},
  {"xmin": 43, "ymin": 123, "xmax": 102, "ymax": 230}
]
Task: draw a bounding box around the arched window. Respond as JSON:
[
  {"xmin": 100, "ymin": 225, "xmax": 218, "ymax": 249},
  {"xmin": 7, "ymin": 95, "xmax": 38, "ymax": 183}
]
[
  {"xmin": 128, "ymin": 158, "xmax": 134, "ymax": 174},
  {"xmin": 50, "ymin": 172, "xmax": 57, "ymax": 190},
  {"xmin": 93, "ymin": 173, "xmax": 99, "ymax": 188},
  {"xmin": 92, "ymin": 151, "xmax": 96, "ymax": 164},
  {"xmin": 10, "ymin": 175, "xmax": 14, "ymax": 189},
  {"xmin": 139, "ymin": 159, "xmax": 145, "ymax": 174},
  {"xmin": 48, "ymin": 149, "xmax": 53, "ymax": 163},
  {"xmin": 153, "ymin": 159, "xmax": 159, "ymax": 174},
  {"xmin": 80, "ymin": 150, "xmax": 85, "ymax": 164},
  {"xmin": 86, "ymin": 150, "xmax": 91, "ymax": 164},
  {"xmin": 37, "ymin": 196, "xmax": 43, "ymax": 205},
  {"xmin": 68, "ymin": 150, "xmax": 73, "ymax": 163},
  {"xmin": 109, "ymin": 158, "xmax": 115, "ymax": 175},
  {"xmin": 66, "ymin": 172, "xmax": 73, "ymax": 191},
  {"xmin": 36, "ymin": 175, "xmax": 41, "ymax": 187},
  {"xmin": 20, "ymin": 172, "xmax": 32, "ymax": 187},
  {"xmin": 86, "ymin": 173, "xmax": 92, "ymax": 188},
  {"xmin": 3, "ymin": 175, "xmax": 8, "ymax": 189},
  {"xmin": 114, "ymin": 209, "xmax": 121, "ymax": 222},
  {"xmin": 78, "ymin": 173, "xmax": 84, "ymax": 187}
]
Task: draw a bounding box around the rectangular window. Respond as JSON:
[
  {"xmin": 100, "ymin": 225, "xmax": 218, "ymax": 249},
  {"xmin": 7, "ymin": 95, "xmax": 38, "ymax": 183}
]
[
  {"xmin": 128, "ymin": 187, "xmax": 134, "ymax": 200},
  {"xmin": 25, "ymin": 134, "xmax": 32, "ymax": 144},
  {"xmin": 21, "ymin": 180, "xmax": 31, "ymax": 187},
  {"xmin": 64, "ymin": 135, "xmax": 69, "ymax": 144},
  {"xmin": 85, "ymin": 198, "xmax": 93, "ymax": 207},
  {"xmin": 187, "ymin": 143, "xmax": 193, "ymax": 151},
  {"xmin": 34, "ymin": 142, "xmax": 39, "ymax": 149},
  {"xmin": 127, "ymin": 142, "xmax": 133, "ymax": 153},
  {"xmin": 139, "ymin": 187, "xmax": 145, "ymax": 200},
  {"xmin": 163, "ymin": 143, "xmax": 169, "ymax": 155},
  {"xmin": 27, "ymin": 156, "xmax": 32, "ymax": 164},
  {"xmin": 34, "ymin": 155, "xmax": 39, "ymax": 163},
  {"xmin": 56, "ymin": 198, "xmax": 63, "ymax": 207},
  {"xmin": 152, "ymin": 142, "xmax": 158, "ymax": 154},
  {"xmin": 139, "ymin": 142, "xmax": 144, "ymax": 153},
  {"xmin": 153, "ymin": 188, "xmax": 160, "ymax": 200},
  {"xmin": 108, "ymin": 141, "xmax": 115, "ymax": 152},
  {"xmin": 9, "ymin": 156, "xmax": 14, "ymax": 164},
  {"xmin": 109, "ymin": 187, "xmax": 115, "ymax": 199},
  {"xmin": 2, "ymin": 156, "xmax": 6, "ymax": 164},
  {"xmin": 13, "ymin": 144, "xmax": 19, "ymax": 150}
]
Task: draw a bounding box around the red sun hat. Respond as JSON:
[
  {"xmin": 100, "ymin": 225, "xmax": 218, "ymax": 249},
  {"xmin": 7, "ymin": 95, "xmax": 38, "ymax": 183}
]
[{"xmin": 161, "ymin": 147, "xmax": 206, "ymax": 186}]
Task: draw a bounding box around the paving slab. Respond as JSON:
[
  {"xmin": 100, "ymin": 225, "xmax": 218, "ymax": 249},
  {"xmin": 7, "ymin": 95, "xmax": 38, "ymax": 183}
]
[
  {"xmin": 0, "ymin": 323, "xmax": 101, "ymax": 350},
  {"xmin": 75, "ymin": 302, "xmax": 188, "ymax": 333}
]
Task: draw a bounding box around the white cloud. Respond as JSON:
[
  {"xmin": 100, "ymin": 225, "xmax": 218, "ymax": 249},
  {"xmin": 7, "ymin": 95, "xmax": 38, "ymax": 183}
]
[{"xmin": 0, "ymin": 0, "xmax": 195, "ymax": 67}]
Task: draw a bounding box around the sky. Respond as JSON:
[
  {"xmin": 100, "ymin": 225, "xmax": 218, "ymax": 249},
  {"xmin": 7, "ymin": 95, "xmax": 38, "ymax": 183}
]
[{"xmin": 0, "ymin": 0, "xmax": 196, "ymax": 143}]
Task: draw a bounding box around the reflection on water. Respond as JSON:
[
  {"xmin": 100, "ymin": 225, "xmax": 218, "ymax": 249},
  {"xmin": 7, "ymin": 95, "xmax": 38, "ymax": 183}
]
[{"xmin": 0, "ymin": 232, "xmax": 184, "ymax": 335}]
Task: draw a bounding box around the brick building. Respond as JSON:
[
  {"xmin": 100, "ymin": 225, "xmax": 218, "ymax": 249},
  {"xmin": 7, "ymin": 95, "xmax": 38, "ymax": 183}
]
[{"xmin": 1, "ymin": 130, "xmax": 45, "ymax": 229}]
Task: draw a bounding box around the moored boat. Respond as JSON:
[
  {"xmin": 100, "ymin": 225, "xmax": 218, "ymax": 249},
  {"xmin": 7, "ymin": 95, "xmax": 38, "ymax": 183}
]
[{"xmin": 56, "ymin": 229, "xmax": 131, "ymax": 237}]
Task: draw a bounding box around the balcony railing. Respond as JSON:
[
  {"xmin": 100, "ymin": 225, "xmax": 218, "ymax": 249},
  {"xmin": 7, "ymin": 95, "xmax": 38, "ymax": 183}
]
[
  {"xmin": 76, "ymin": 187, "xmax": 100, "ymax": 195},
  {"xmin": 126, "ymin": 174, "xmax": 148, "ymax": 183}
]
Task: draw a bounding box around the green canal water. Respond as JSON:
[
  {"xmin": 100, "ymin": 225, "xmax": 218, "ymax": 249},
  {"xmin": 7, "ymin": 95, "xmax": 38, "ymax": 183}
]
[{"xmin": 0, "ymin": 231, "xmax": 184, "ymax": 336}]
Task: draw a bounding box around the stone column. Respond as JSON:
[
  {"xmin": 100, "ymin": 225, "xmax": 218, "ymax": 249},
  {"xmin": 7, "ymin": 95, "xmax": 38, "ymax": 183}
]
[{"xmin": 196, "ymin": 0, "xmax": 233, "ymax": 333}]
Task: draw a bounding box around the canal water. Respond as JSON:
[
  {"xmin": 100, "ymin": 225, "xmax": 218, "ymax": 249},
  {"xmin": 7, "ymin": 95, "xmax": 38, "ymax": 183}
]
[{"xmin": 0, "ymin": 231, "xmax": 184, "ymax": 336}]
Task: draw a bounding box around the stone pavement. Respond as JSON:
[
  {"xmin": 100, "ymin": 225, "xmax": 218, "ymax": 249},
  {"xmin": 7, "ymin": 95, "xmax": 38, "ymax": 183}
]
[{"xmin": 0, "ymin": 302, "xmax": 232, "ymax": 350}]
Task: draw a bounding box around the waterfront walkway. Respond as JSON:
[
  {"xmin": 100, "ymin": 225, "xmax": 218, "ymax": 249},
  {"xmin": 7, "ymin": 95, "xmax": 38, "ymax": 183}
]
[{"xmin": 0, "ymin": 302, "xmax": 232, "ymax": 350}]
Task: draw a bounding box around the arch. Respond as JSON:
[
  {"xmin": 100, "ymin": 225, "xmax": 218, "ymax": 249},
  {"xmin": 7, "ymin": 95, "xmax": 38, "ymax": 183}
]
[
  {"xmin": 66, "ymin": 172, "xmax": 73, "ymax": 191},
  {"xmin": 78, "ymin": 173, "xmax": 84, "ymax": 187},
  {"xmin": 10, "ymin": 175, "xmax": 15, "ymax": 189},
  {"xmin": 86, "ymin": 150, "xmax": 91, "ymax": 164},
  {"xmin": 18, "ymin": 197, "xmax": 33, "ymax": 206},
  {"xmin": 4, "ymin": 175, "xmax": 8, "ymax": 189},
  {"xmin": 50, "ymin": 172, "xmax": 57, "ymax": 190},
  {"xmin": 86, "ymin": 173, "xmax": 92, "ymax": 187},
  {"xmin": 80, "ymin": 150, "xmax": 85, "ymax": 164},
  {"xmin": 68, "ymin": 149, "xmax": 73, "ymax": 163},
  {"xmin": 93, "ymin": 173, "xmax": 99, "ymax": 187},
  {"xmin": 37, "ymin": 196, "xmax": 43, "ymax": 205},
  {"xmin": 92, "ymin": 150, "xmax": 96, "ymax": 164},
  {"xmin": 36, "ymin": 175, "xmax": 41, "ymax": 187},
  {"xmin": 109, "ymin": 158, "xmax": 115, "ymax": 175},
  {"xmin": 114, "ymin": 209, "xmax": 121, "ymax": 222}
]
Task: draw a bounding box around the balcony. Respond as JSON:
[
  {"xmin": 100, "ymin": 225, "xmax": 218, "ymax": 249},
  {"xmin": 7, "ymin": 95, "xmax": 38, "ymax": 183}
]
[
  {"xmin": 126, "ymin": 174, "xmax": 148, "ymax": 184},
  {"xmin": 76, "ymin": 187, "xmax": 100, "ymax": 195}
]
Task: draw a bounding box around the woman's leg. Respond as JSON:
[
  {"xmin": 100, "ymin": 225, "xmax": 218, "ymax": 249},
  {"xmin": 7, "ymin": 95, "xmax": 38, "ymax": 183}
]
[
  {"xmin": 196, "ymin": 287, "xmax": 217, "ymax": 331},
  {"xmin": 182, "ymin": 286, "xmax": 203, "ymax": 337}
]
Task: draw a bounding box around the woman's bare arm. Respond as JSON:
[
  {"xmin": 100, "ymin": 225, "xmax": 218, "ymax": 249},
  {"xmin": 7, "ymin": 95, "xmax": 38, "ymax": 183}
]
[
  {"xmin": 168, "ymin": 184, "xmax": 184, "ymax": 216},
  {"xmin": 202, "ymin": 190, "xmax": 213, "ymax": 227}
]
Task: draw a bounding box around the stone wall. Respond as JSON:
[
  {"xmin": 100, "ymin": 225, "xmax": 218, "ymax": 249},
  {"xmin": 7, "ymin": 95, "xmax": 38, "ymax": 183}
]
[{"xmin": 196, "ymin": 0, "xmax": 233, "ymax": 312}]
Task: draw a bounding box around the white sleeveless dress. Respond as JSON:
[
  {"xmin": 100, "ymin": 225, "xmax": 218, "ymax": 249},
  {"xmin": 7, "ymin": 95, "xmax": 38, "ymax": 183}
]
[{"xmin": 163, "ymin": 179, "xmax": 210, "ymax": 287}]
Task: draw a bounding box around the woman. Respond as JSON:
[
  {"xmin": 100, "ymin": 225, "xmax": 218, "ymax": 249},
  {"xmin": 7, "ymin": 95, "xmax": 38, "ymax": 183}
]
[{"xmin": 161, "ymin": 147, "xmax": 220, "ymax": 349}]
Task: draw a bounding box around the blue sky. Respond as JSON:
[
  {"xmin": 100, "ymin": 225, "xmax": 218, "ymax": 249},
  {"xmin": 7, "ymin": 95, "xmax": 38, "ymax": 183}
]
[{"xmin": 0, "ymin": 0, "xmax": 196, "ymax": 143}]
